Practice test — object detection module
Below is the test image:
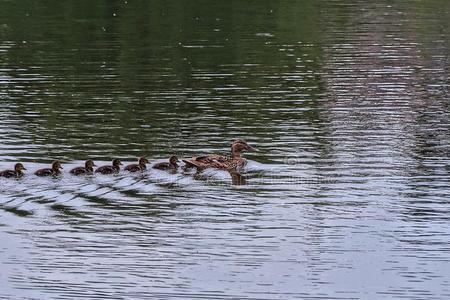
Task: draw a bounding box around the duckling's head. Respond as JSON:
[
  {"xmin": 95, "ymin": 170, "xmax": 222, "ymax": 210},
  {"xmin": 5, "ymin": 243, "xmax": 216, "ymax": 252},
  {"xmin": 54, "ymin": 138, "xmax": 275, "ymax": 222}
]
[
  {"xmin": 169, "ymin": 155, "xmax": 179, "ymax": 165},
  {"xmin": 231, "ymin": 139, "xmax": 258, "ymax": 155},
  {"xmin": 112, "ymin": 159, "xmax": 122, "ymax": 167},
  {"xmin": 138, "ymin": 156, "xmax": 149, "ymax": 165},
  {"xmin": 15, "ymin": 163, "xmax": 26, "ymax": 172},
  {"xmin": 85, "ymin": 160, "xmax": 96, "ymax": 169},
  {"xmin": 52, "ymin": 161, "xmax": 63, "ymax": 170}
]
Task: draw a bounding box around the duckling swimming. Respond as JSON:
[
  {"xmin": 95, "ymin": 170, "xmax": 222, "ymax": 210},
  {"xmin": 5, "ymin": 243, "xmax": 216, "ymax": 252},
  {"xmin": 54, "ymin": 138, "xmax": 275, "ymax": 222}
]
[
  {"xmin": 125, "ymin": 156, "xmax": 149, "ymax": 172},
  {"xmin": 95, "ymin": 159, "xmax": 122, "ymax": 174},
  {"xmin": 0, "ymin": 163, "xmax": 26, "ymax": 178},
  {"xmin": 70, "ymin": 160, "xmax": 96, "ymax": 176},
  {"xmin": 183, "ymin": 139, "xmax": 257, "ymax": 171},
  {"xmin": 153, "ymin": 155, "xmax": 179, "ymax": 170},
  {"xmin": 35, "ymin": 161, "xmax": 63, "ymax": 177}
]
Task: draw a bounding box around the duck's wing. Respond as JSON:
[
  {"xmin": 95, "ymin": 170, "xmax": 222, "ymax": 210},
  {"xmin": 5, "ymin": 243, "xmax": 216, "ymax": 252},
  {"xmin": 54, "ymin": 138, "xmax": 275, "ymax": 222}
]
[
  {"xmin": 183, "ymin": 155, "xmax": 231, "ymax": 170},
  {"xmin": 70, "ymin": 167, "xmax": 86, "ymax": 175},
  {"xmin": 35, "ymin": 168, "xmax": 53, "ymax": 176},
  {"xmin": 95, "ymin": 165, "xmax": 114, "ymax": 174},
  {"xmin": 125, "ymin": 164, "xmax": 142, "ymax": 172},
  {"xmin": 152, "ymin": 162, "xmax": 169, "ymax": 170}
]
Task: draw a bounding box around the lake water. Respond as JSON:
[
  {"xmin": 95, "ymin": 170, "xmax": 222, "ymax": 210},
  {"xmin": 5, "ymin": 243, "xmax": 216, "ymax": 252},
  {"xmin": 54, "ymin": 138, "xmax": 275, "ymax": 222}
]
[{"xmin": 1, "ymin": 0, "xmax": 450, "ymax": 299}]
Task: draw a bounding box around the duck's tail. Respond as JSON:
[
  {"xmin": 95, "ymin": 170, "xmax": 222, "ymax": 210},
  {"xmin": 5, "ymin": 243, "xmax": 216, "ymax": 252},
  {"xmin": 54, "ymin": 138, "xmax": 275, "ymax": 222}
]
[
  {"xmin": 182, "ymin": 159, "xmax": 197, "ymax": 169},
  {"xmin": 182, "ymin": 159, "xmax": 202, "ymax": 170}
]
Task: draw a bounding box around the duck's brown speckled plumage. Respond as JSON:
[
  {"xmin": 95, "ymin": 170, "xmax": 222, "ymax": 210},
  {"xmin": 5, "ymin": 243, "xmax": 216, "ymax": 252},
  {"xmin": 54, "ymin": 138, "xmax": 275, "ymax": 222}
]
[
  {"xmin": 0, "ymin": 163, "xmax": 26, "ymax": 178},
  {"xmin": 153, "ymin": 155, "xmax": 179, "ymax": 170},
  {"xmin": 125, "ymin": 156, "xmax": 149, "ymax": 172},
  {"xmin": 35, "ymin": 161, "xmax": 63, "ymax": 177},
  {"xmin": 183, "ymin": 139, "xmax": 257, "ymax": 171},
  {"xmin": 95, "ymin": 159, "xmax": 122, "ymax": 174},
  {"xmin": 70, "ymin": 160, "xmax": 96, "ymax": 176}
]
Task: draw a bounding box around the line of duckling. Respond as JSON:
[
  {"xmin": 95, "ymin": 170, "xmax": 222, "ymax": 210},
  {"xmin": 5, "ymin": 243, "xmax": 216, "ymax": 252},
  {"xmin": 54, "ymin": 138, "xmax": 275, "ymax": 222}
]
[
  {"xmin": 0, "ymin": 156, "xmax": 179, "ymax": 179},
  {"xmin": 0, "ymin": 139, "xmax": 257, "ymax": 179}
]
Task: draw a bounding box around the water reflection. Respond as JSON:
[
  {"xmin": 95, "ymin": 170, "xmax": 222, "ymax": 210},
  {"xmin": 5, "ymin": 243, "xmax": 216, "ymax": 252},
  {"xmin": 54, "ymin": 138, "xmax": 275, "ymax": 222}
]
[{"xmin": 1, "ymin": 0, "xmax": 450, "ymax": 299}]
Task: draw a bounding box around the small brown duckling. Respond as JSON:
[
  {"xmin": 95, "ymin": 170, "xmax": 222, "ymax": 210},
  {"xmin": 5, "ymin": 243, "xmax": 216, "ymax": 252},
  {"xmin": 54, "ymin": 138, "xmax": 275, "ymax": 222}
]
[
  {"xmin": 125, "ymin": 156, "xmax": 149, "ymax": 172},
  {"xmin": 70, "ymin": 160, "xmax": 97, "ymax": 176},
  {"xmin": 153, "ymin": 155, "xmax": 179, "ymax": 170},
  {"xmin": 95, "ymin": 159, "xmax": 122, "ymax": 174},
  {"xmin": 0, "ymin": 163, "xmax": 27, "ymax": 178},
  {"xmin": 35, "ymin": 161, "xmax": 63, "ymax": 177}
]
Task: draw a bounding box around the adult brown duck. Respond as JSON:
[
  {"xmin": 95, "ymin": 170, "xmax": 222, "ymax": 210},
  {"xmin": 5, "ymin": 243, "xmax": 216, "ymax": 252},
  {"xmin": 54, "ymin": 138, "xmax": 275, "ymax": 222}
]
[
  {"xmin": 95, "ymin": 159, "xmax": 122, "ymax": 175},
  {"xmin": 153, "ymin": 155, "xmax": 179, "ymax": 170},
  {"xmin": 124, "ymin": 156, "xmax": 149, "ymax": 172},
  {"xmin": 183, "ymin": 139, "xmax": 257, "ymax": 171},
  {"xmin": 70, "ymin": 160, "xmax": 96, "ymax": 176},
  {"xmin": 35, "ymin": 161, "xmax": 63, "ymax": 177},
  {"xmin": 0, "ymin": 163, "xmax": 26, "ymax": 178}
]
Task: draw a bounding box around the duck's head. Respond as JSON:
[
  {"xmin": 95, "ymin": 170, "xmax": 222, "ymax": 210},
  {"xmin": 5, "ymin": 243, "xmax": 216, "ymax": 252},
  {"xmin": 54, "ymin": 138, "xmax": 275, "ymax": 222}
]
[
  {"xmin": 169, "ymin": 155, "xmax": 179, "ymax": 165},
  {"xmin": 231, "ymin": 139, "xmax": 258, "ymax": 156},
  {"xmin": 52, "ymin": 161, "xmax": 63, "ymax": 170},
  {"xmin": 85, "ymin": 160, "xmax": 96, "ymax": 169},
  {"xmin": 112, "ymin": 159, "xmax": 122, "ymax": 167},
  {"xmin": 138, "ymin": 156, "xmax": 149, "ymax": 165},
  {"xmin": 15, "ymin": 163, "xmax": 26, "ymax": 172}
]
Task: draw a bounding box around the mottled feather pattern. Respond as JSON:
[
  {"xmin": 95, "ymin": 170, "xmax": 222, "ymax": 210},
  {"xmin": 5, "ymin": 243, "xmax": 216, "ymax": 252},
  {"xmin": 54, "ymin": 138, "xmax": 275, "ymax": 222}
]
[
  {"xmin": 0, "ymin": 170, "xmax": 21, "ymax": 178},
  {"xmin": 153, "ymin": 162, "xmax": 177, "ymax": 170},
  {"xmin": 70, "ymin": 167, "xmax": 91, "ymax": 175},
  {"xmin": 95, "ymin": 165, "xmax": 119, "ymax": 174},
  {"xmin": 182, "ymin": 140, "xmax": 255, "ymax": 171},
  {"xmin": 153, "ymin": 156, "xmax": 179, "ymax": 170},
  {"xmin": 124, "ymin": 164, "xmax": 144, "ymax": 172},
  {"xmin": 185, "ymin": 155, "xmax": 247, "ymax": 171},
  {"xmin": 35, "ymin": 168, "xmax": 60, "ymax": 177}
]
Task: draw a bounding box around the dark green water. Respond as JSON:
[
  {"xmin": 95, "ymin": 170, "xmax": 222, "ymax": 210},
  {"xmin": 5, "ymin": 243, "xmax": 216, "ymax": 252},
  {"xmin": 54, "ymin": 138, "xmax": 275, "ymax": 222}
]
[{"xmin": 1, "ymin": 0, "xmax": 450, "ymax": 299}]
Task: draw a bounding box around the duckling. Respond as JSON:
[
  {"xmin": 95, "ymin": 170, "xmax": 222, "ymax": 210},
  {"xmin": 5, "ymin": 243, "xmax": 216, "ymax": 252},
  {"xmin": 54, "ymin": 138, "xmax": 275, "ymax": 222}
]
[
  {"xmin": 183, "ymin": 139, "xmax": 257, "ymax": 171},
  {"xmin": 153, "ymin": 155, "xmax": 179, "ymax": 170},
  {"xmin": 35, "ymin": 161, "xmax": 63, "ymax": 177},
  {"xmin": 0, "ymin": 163, "xmax": 27, "ymax": 178},
  {"xmin": 70, "ymin": 160, "xmax": 97, "ymax": 176},
  {"xmin": 125, "ymin": 156, "xmax": 149, "ymax": 172},
  {"xmin": 95, "ymin": 159, "xmax": 122, "ymax": 174}
]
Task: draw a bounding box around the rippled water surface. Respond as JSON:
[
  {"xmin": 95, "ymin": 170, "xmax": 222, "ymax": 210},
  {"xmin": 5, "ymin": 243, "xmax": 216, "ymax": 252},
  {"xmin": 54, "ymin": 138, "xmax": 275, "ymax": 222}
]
[{"xmin": 1, "ymin": 0, "xmax": 450, "ymax": 299}]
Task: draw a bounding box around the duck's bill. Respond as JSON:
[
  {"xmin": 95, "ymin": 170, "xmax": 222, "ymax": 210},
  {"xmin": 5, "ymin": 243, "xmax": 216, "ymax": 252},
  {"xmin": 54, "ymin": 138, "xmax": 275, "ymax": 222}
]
[
  {"xmin": 247, "ymin": 145, "xmax": 259, "ymax": 152},
  {"xmin": 23, "ymin": 167, "xmax": 27, "ymax": 170}
]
